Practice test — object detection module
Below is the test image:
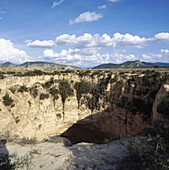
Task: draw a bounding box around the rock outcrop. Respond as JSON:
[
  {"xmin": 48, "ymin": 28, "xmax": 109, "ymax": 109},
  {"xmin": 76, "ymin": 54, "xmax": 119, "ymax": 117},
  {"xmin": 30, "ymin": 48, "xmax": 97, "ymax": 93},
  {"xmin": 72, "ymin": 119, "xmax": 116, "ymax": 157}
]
[{"xmin": 0, "ymin": 69, "xmax": 168, "ymax": 143}]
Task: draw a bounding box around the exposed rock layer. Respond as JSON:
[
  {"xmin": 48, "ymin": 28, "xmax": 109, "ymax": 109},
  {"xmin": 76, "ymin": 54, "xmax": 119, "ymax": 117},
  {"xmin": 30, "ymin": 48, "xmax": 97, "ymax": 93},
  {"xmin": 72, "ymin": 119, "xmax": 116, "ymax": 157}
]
[{"xmin": 0, "ymin": 69, "xmax": 168, "ymax": 143}]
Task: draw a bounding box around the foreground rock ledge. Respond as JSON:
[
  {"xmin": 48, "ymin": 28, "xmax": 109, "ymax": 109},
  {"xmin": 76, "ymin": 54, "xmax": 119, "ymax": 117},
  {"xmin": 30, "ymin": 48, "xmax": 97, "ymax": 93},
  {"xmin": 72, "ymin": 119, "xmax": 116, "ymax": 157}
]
[{"xmin": 0, "ymin": 137, "xmax": 146, "ymax": 170}]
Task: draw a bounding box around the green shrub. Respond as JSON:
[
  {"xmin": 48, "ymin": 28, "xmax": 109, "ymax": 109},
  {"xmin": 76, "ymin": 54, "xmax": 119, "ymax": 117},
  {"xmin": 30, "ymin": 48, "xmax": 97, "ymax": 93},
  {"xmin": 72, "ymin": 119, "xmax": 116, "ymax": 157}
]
[
  {"xmin": 3, "ymin": 94, "xmax": 14, "ymax": 106},
  {"xmin": 39, "ymin": 93, "xmax": 49, "ymax": 100},
  {"xmin": 43, "ymin": 77, "xmax": 54, "ymax": 89},
  {"xmin": 59, "ymin": 80, "xmax": 74, "ymax": 114},
  {"xmin": 49, "ymin": 87, "xmax": 59, "ymax": 100},
  {"xmin": 157, "ymin": 93, "xmax": 169, "ymax": 119},
  {"xmin": 74, "ymin": 80, "xmax": 91, "ymax": 108},
  {"xmin": 30, "ymin": 87, "xmax": 38, "ymax": 98},
  {"xmin": 15, "ymin": 116, "xmax": 20, "ymax": 124},
  {"xmin": 118, "ymin": 124, "xmax": 169, "ymax": 170},
  {"xmin": 23, "ymin": 69, "xmax": 45, "ymax": 76},
  {"xmin": 0, "ymin": 73, "xmax": 4, "ymax": 79},
  {"xmin": 18, "ymin": 85, "xmax": 28, "ymax": 93}
]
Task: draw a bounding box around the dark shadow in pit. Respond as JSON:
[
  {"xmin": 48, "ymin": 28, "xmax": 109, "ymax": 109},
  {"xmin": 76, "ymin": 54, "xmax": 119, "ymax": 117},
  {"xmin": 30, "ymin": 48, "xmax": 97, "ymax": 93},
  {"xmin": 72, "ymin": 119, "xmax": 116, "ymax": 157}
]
[
  {"xmin": 61, "ymin": 109, "xmax": 135, "ymax": 144},
  {"xmin": 0, "ymin": 139, "xmax": 12, "ymax": 170}
]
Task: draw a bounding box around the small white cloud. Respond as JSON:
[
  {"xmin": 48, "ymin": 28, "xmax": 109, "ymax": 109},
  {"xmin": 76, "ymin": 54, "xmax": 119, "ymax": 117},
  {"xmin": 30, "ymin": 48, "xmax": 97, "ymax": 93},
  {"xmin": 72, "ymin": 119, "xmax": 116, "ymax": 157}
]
[
  {"xmin": 98, "ymin": 5, "xmax": 107, "ymax": 9},
  {"xmin": 108, "ymin": 0, "xmax": 120, "ymax": 2},
  {"xmin": 69, "ymin": 12, "xmax": 103, "ymax": 25},
  {"xmin": 25, "ymin": 40, "xmax": 32, "ymax": 44},
  {"xmin": 1, "ymin": 11, "xmax": 5, "ymax": 14},
  {"xmin": 160, "ymin": 49, "xmax": 169, "ymax": 54},
  {"xmin": 142, "ymin": 53, "xmax": 163, "ymax": 62},
  {"xmin": 0, "ymin": 38, "xmax": 29, "ymax": 63},
  {"xmin": 142, "ymin": 54, "xmax": 151, "ymax": 60},
  {"xmin": 26, "ymin": 40, "xmax": 55, "ymax": 48},
  {"xmin": 51, "ymin": 0, "xmax": 64, "ymax": 8},
  {"xmin": 155, "ymin": 32, "xmax": 169, "ymax": 40},
  {"xmin": 0, "ymin": 17, "xmax": 2, "ymax": 20}
]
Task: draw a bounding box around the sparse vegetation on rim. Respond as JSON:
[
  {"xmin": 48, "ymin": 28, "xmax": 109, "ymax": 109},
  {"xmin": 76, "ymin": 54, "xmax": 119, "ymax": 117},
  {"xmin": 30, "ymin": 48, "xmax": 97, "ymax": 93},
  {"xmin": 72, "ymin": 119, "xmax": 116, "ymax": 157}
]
[
  {"xmin": 3, "ymin": 93, "xmax": 14, "ymax": 106},
  {"xmin": 59, "ymin": 79, "xmax": 74, "ymax": 116}
]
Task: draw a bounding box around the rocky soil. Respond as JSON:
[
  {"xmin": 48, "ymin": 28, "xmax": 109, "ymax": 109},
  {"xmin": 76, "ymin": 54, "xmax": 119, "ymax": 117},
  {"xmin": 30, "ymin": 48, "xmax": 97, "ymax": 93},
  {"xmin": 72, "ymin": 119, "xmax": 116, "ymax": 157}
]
[{"xmin": 0, "ymin": 136, "xmax": 146, "ymax": 170}]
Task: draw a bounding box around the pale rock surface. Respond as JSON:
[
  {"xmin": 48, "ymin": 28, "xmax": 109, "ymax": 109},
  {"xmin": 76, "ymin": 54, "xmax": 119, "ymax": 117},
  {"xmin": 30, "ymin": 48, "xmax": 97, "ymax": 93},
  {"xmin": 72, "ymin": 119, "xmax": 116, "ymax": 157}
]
[{"xmin": 0, "ymin": 137, "xmax": 145, "ymax": 170}]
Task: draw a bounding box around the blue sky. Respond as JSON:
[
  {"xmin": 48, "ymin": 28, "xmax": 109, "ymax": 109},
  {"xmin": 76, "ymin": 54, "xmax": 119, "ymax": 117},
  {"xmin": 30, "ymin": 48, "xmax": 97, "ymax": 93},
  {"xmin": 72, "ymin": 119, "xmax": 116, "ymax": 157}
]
[{"xmin": 0, "ymin": 0, "xmax": 169, "ymax": 67}]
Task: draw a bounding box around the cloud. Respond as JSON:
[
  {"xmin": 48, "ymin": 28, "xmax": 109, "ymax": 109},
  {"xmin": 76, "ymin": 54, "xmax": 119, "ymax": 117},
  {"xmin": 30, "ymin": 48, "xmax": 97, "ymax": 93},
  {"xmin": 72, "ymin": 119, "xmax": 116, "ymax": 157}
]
[
  {"xmin": 0, "ymin": 38, "xmax": 29, "ymax": 63},
  {"xmin": 27, "ymin": 32, "xmax": 169, "ymax": 50},
  {"xmin": 43, "ymin": 47, "xmax": 137, "ymax": 66},
  {"xmin": 142, "ymin": 53, "xmax": 163, "ymax": 62},
  {"xmin": 26, "ymin": 40, "xmax": 55, "ymax": 48},
  {"xmin": 160, "ymin": 49, "xmax": 169, "ymax": 54},
  {"xmin": 69, "ymin": 12, "xmax": 103, "ymax": 25},
  {"xmin": 108, "ymin": 0, "xmax": 120, "ymax": 2},
  {"xmin": 98, "ymin": 5, "xmax": 107, "ymax": 9},
  {"xmin": 0, "ymin": 11, "xmax": 5, "ymax": 14},
  {"xmin": 112, "ymin": 32, "xmax": 148, "ymax": 48},
  {"xmin": 155, "ymin": 32, "xmax": 169, "ymax": 40},
  {"xmin": 55, "ymin": 33, "xmax": 148, "ymax": 49},
  {"xmin": 43, "ymin": 48, "xmax": 82, "ymax": 61},
  {"xmin": 55, "ymin": 33, "xmax": 113, "ymax": 48},
  {"xmin": 51, "ymin": 0, "xmax": 64, "ymax": 8},
  {"xmin": 0, "ymin": 17, "xmax": 2, "ymax": 20},
  {"xmin": 142, "ymin": 54, "xmax": 152, "ymax": 60}
]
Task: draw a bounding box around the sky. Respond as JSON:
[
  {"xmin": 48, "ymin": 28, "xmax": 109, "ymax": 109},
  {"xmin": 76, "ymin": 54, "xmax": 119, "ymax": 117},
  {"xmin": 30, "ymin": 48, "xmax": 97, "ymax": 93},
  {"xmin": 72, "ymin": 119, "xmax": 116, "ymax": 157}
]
[{"xmin": 0, "ymin": 0, "xmax": 169, "ymax": 67}]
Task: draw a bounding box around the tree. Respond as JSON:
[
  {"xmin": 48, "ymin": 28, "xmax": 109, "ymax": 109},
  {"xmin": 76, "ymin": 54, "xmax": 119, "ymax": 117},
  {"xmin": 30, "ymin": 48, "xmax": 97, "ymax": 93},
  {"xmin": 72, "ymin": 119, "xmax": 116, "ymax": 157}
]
[
  {"xmin": 59, "ymin": 80, "xmax": 73, "ymax": 116},
  {"xmin": 74, "ymin": 80, "xmax": 91, "ymax": 108}
]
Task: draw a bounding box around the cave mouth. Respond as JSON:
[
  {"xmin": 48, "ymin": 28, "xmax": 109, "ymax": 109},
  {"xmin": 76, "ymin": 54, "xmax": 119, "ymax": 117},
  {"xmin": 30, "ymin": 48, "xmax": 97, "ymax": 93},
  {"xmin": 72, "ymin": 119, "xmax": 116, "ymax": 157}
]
[{"xmin": 61, "ymin": 123, "xmax": 114, "ymax": 144}]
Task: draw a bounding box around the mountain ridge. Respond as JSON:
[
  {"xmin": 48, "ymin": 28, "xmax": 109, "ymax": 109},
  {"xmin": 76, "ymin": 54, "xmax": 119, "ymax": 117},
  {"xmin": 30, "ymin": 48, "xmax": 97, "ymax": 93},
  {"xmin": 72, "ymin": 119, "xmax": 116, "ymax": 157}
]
[
  {"xmin": 93, "ymin": 60, "xmax": 169, "ymax": 69},
  {"xmin": 0, "ymin": 61, "xmax": 79, "ymax": 69}
]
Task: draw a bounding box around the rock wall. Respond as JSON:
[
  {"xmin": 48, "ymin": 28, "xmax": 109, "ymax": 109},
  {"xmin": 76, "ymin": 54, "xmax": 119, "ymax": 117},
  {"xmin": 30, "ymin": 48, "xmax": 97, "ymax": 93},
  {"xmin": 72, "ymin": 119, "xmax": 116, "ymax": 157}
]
[{"xmin": 0, "ymin": 70, "xmax": 168, "ymax": 142}]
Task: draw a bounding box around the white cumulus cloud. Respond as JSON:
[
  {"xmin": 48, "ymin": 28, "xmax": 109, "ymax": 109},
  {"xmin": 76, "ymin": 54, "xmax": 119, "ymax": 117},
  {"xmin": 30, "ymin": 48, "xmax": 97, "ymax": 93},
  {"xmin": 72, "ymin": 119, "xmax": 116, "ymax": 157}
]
[
  {"xmin": 69, "ymin": 12, "xmax": 103, "ymax": 25},
  {"xmin": 0, "ymin": 38, "xmax": 28, "ymax": 63},
  {"xmin": 112, "ymin": 32, "xmax": 147, "ymax": 48},
  {"xmin": 26, "ymin": 40, "xmax": 55, "ymax": 48},
  {"xmin": 44, "ymin": 48, "xmax": 82, "ymax": 61},
  {"xmin": 51, "ymin": 0, "xmax": 64, "ymax": 8},
  {"xmin": 155, "ymin": 32, "xmax": 169, "ymax": 40}
]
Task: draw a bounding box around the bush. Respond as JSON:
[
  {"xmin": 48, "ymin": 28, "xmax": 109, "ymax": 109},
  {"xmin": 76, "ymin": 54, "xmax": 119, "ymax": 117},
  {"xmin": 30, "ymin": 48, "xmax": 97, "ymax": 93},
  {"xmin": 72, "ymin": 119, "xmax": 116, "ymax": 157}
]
[
  {"xmin": 3, "ymin": 94, "xmax": 14, "ymax": 106},
  {"xmin": 39, "ymin": 93, "xmax": 49, "ymax": 100},
  {"xmin": 23, "ymin": 69, "xmax": 45, "ymax": 76},
  {"xmin": 18, "ymin": 85, "xmax": 28, "ymax": 93},
  {"xmin": 118, "ymin": 124, "xmax": 169, "ymax": 170},
  {"xmin": 49, "ymin": 87, "xmax": 59, "ymax": 100},
  {"xmin": 74, "ymin": 80, "xmax": 91, "ymax": 108},
  {"xmin": 157, "ymin": 93, "xmax": 169, "ymax": 119},
  {"xmin": 59, "ymin": 80, "xmax": 74, "ymax": 114},
  {"xmin": 43, "ymin": 77, "xmax": 54, "ymax": 89},
  {"xmin": 30, "ymin": 87, "xmax": 38, "ymax": 98}
]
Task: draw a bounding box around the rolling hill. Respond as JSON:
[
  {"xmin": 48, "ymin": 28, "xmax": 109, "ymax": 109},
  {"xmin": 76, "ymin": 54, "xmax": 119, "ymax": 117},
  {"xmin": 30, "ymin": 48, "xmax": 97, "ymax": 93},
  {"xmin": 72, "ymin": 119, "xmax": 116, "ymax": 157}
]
[
  {"xmin": 0, "ymin": 61, "xmax": 78, "ymax": 69},
  {"xmin": 93, "ymin": 60, "xmax": 169, "ymax": 69}
]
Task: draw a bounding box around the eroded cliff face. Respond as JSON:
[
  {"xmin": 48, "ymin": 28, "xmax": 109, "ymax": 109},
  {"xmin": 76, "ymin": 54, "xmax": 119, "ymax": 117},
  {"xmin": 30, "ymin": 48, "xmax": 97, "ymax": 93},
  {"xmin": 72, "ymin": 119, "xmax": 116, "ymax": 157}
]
[{"xmin": 0, "ymin": 69, "xmax": 168, "ymax": 143}]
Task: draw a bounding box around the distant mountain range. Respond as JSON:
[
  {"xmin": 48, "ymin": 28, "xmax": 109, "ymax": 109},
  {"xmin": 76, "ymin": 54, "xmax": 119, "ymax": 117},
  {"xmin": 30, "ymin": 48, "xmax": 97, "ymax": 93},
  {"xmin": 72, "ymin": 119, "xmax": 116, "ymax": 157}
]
[
  {"xmin": 0, "ymin": 61, "xmax": 78, "ymax": 69},
  {"xmin": 0, "ymin": 60, "xmax": 169, "ymax": 69},
  {"xmin": 93, "ymin": 60, "xmax": 169, "ymax": 69}
]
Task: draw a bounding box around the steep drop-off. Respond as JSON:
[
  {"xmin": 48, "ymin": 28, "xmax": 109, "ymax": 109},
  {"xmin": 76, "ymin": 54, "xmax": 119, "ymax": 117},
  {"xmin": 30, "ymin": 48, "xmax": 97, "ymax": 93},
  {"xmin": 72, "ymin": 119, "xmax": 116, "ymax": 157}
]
[{"xmin": 0, "ymin": 68, "xmax": 168, "ymax": 143}]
